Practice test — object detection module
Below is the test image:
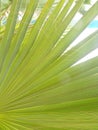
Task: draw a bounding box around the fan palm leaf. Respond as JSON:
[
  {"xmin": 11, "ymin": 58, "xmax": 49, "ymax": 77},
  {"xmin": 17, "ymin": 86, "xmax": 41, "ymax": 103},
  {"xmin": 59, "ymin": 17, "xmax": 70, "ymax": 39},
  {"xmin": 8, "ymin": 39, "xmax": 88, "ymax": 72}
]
[{"xmin": 0, "ymin": 0, "xmax": 98, "ymax": 129}]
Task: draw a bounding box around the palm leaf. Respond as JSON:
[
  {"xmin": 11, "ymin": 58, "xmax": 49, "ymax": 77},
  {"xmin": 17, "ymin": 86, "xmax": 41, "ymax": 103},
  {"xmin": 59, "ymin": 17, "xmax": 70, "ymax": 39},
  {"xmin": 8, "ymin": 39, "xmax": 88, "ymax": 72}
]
[{"xmin": 0, "ymin": 0, "xmax": 98, "ymax": 129}]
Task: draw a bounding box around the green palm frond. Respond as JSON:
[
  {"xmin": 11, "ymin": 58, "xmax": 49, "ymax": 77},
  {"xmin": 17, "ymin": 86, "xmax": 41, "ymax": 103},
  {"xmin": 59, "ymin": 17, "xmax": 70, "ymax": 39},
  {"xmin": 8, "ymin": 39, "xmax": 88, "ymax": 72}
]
[{"xmin": 0, "ymin": 0, "xmax": 98, "ymax": 129}]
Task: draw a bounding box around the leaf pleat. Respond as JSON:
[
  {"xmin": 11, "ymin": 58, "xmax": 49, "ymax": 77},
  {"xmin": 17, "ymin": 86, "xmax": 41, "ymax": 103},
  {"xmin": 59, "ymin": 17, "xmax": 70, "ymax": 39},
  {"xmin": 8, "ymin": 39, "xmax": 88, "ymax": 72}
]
[{"xmin": 0, "ymin": 0, "xmax": 98, "ymax": 129}]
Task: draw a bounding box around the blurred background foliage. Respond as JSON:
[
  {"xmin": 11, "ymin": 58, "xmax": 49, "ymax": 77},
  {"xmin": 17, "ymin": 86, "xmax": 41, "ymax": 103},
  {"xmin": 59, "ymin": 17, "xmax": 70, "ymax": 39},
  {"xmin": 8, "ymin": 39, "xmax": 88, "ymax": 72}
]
[
  {"xmin": 1, "ymin": 0, "xmax": 91, "ymax": 12},
  {"xmin": 0, "ymin": 0, "xmax": 94, "ymax": 26},
  {"xmin": 1, "ymin": 0, "xmax": 47, "ymax": 12}
]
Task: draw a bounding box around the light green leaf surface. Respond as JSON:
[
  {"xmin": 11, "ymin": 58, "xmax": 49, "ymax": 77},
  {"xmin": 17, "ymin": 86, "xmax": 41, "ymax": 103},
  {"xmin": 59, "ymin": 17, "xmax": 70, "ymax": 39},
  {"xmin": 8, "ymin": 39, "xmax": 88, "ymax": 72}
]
[{"xmin": 0, "ymin": 0, "xmax": 98, "ymax": 130}]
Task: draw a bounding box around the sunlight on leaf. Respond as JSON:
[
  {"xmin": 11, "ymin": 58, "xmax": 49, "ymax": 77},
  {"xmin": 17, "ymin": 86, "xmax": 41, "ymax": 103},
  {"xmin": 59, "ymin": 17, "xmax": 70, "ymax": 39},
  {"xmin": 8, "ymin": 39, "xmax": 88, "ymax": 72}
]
[{"xmin": 0, "ymin": 0, "xmax": 98, "ymax": 129}]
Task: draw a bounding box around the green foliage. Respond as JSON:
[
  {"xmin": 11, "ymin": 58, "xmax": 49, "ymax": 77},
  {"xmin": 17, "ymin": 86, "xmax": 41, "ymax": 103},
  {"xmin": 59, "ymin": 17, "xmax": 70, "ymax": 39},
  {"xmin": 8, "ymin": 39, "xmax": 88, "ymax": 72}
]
[
  {"xmin": 0, "ymin": 0, "xmax": 98, "ymax": 129},
  {"xmin": 84, "ymin": 0, "xmax": 91, "ymax": 4},
  {"xmin": 0, "ymin": 0, "xmax": 11, "ymax": 11}
]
